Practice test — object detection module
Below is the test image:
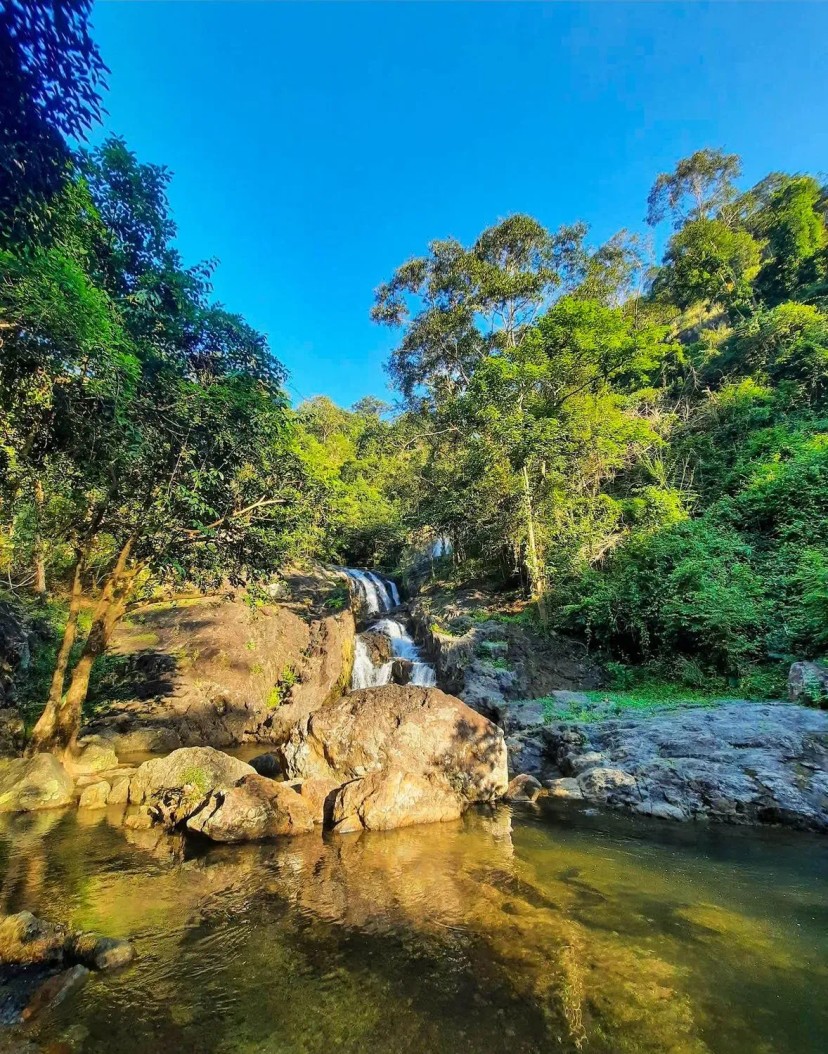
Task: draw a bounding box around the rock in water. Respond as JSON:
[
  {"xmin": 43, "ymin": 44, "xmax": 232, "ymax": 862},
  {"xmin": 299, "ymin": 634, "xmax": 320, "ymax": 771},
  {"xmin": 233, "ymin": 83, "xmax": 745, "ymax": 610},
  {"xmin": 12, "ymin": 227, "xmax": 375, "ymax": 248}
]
[
  {"xmin": 0, "ymin": 754, "xmax": 74, "ymax": 813},
  {"xmin": 330, "ymin": 769, "xmax": 465, "ymax": 833},
  {"xmin": 276, "ymin": 684, "xmax": 508, "ymax": 803},
  {"xmin": 289, "ymin": 777, "xmax": 342, "ymax": 824},
  {"xmin": 249, "ymin": 752, "xmax": 281, "ymax": 778},
  {"xmin": 128, "ymin": 746, "xmax": 255, "ymax": 805},
  {"xmin": 186, "ymin": 774, "xmax": 314, "ymax": 841},
  {"xmin": 504, "ymin": 773, "xmax": 543, "ymax": 802}
]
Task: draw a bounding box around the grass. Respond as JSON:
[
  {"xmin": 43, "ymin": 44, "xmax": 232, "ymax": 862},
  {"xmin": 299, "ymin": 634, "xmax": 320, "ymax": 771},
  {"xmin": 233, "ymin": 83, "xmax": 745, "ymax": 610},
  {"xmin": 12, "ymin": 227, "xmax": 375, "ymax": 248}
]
[{"xmin": 534, "ymin": 684, "xmax": 736, "ymax": 725}]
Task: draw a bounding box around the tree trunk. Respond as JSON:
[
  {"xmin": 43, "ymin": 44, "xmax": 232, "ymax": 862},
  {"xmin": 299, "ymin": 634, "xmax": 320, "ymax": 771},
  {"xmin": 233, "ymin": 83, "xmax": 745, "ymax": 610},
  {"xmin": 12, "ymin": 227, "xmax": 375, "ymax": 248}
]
[
  {"xmin": 46, "ymin": 556, "xmax": 85, "ymax": 709},
  {"xmin": 33, "ymin": 478, "xmax": 46, "ymax": 597},
  {"xmin": 521, "ymin": 465, "xmax": 549, "ymax": 627},
  {"xmin": 28, "ymin": 537, "xmax": 136, "ymax": 757}
]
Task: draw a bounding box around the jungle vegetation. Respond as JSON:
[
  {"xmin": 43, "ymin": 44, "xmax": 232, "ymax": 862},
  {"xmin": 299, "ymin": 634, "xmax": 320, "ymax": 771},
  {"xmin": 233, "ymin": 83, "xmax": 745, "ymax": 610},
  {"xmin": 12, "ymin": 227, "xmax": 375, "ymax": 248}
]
[{"xmin": 2, "ymin": 2, "xmax": 828, "ymax": 751}]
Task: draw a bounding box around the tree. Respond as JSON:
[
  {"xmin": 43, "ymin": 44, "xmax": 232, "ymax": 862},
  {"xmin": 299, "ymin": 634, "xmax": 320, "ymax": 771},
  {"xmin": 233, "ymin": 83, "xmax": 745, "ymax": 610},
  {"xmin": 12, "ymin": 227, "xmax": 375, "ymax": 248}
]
[
  {"xmin": 646, "ymin": 149, "xmax": 742, "ymax": 228},
  {"xmin": 0, "ymin": 0, "xmax": 107, "ymax": 242},
  {"xmin": 753, "ymin": 176, "xmax": 827, "ymax": 304}
]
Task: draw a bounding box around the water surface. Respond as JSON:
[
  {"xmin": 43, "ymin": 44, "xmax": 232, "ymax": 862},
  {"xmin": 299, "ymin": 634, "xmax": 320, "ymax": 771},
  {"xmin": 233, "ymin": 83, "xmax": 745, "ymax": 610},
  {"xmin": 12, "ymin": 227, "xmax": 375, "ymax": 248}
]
[{"xmin": 1, "ymin": 801, "xmax": 826, "ymax": 1054}]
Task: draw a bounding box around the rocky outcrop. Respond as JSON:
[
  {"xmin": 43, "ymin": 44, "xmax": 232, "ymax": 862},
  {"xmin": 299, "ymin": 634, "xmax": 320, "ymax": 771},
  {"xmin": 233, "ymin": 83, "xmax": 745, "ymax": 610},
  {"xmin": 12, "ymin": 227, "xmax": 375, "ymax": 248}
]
[
  {"xmin": 186, "ymin": 774, "xmax": 315, "ymax": 841},
  {"xmin": 289, "ymin": 777, "xmax": 342, "ymax": 824},
  {"xmin": 504, "ymin": 701, "xmax": 828, "ymax": 831},
  {"xmin": 80, "ymin": 568, "xmax": 355, "ymax": 753},
  {"xmin": 330, "ymin": 769, "xmax": 465, "ymax": 833},
  {"xmin": 128, "ymin": 746, "xmax": 254, "ymax": 805},
  {"xmin": 409, "ymin": 592, "xmax": 600, "ymax": 713},
  {"xmin": 277, "ymin": 684, "xmax": 508, "ymax": 804},
  {"xmin": 0, "ymin": 754, "xmax": 74, "ymax": 813}
]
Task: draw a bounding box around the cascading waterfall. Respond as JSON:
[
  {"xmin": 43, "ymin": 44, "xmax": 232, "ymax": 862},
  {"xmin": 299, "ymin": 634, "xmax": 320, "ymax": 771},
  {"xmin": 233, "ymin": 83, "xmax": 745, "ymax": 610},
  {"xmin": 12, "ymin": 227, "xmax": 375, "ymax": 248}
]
[{"xmin": 344, "ymin": 568, "xmax": 437, "ymax": 690}]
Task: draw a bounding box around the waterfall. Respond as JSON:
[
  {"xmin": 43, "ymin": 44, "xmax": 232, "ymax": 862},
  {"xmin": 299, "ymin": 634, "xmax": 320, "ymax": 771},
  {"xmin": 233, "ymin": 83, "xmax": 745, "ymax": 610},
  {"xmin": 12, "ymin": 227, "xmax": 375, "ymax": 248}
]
[
  {"xmin": 351, "ymin": 637, "xmax": 393, "ymax": 689},
  {"xmin": 344, "ymin": 568, "xmax": 397, "ymax": 615},
  {"xmin": 345, "ymin": 571, "xmax": 438, "ymax": 691}
]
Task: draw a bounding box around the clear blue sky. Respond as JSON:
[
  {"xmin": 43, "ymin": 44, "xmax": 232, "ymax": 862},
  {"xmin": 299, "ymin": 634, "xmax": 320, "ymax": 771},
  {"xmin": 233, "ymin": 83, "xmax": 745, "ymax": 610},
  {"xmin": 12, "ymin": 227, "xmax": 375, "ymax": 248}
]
[{"xmin": 90, "ymin": 1, "xmax": 828, "ymax": 407}]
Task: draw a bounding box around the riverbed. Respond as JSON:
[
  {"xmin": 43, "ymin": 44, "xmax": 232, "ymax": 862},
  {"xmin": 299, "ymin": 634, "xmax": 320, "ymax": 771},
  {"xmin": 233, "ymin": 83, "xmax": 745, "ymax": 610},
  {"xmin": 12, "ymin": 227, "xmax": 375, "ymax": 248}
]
[{"xmin": 1, "ymin": 801, "xmax": 826, "ymax": 1054}]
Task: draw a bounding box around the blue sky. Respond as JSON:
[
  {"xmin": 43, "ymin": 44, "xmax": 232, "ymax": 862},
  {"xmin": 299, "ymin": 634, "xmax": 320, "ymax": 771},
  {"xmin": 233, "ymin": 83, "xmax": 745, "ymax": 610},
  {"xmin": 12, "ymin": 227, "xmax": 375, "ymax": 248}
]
[{"xmin": 90, "ymin": 1, "xmax": 828, "ymax": 407}]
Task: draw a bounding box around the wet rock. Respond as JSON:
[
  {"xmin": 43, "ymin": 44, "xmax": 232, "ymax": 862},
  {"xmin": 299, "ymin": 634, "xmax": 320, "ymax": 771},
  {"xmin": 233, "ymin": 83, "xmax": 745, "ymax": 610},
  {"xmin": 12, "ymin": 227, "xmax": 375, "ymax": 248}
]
[
  {"xmin": 21, "ymin": 964, "xmax": 89, "ymax": 1022},
  {"xmin": 0, "ymin": 912, "xmax": 69, "ymax": 965},
  {"xmin": 788, "ymin": 661, "xmax": 828, "ymax": 707},
  {"xmin": 0, "ymin": 755, "xmax": 74, "ymax": 813},
  {"xmin": 77, "ymin": 781, "xmax": 111, "ymax": 810},
  {"xmin": 330, "ymin": 769, "xmax": 465, "ymax": 833},
  {"xmin": 277, "ymin": 684, "xmax": 508, "ymax": 806},
  {"xmin": 249, "ymin": 752, "xmax": 281, "ymax": 778},
  {"xmin": 391, "ymin": 658, "xmax": 413, "ymax": 685},
  {"xmin": 124, "ymin": 806, "xmax": 154, "ymax": 830},
  {"xmin": 545, "ymin": 777, "xmax": 583, "ymax": 800},
  {"xmin": 0, "ymin": 912, "xmax": 135, "ymax": 973},
  {"xmin": 504, "ymin": 773, "xmax": 543, "ymax": 802},
  {"xmin": 68, "ymin": 933, "xmax": 136, "ymax": 971},
  {"xmin": 186, "ymin": 774, "xmax": 314, "ymax": 841},
  {"xmin": 360, "ymin": 630, "xmax": 393, "ymax": 666},
  {"xmin": 289, "ymin": 777, "xmax": 342, "ymax": 824},
  {"xmin": 129, "ymin": 746, "xmax": 254, "ymax": 805}
]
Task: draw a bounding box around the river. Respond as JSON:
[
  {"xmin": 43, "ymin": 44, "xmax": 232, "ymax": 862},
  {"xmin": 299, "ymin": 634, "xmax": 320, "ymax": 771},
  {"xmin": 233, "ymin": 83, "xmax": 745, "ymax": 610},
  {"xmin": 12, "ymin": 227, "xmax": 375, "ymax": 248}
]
[{"xmin": 1, "ymin": 799, "xmax": 826, "ymax": 1053}]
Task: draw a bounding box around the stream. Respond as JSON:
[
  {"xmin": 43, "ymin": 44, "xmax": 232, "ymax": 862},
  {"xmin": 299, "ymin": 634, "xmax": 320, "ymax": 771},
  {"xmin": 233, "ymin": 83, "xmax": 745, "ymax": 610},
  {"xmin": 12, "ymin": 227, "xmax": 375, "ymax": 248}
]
[{"xmin": 0, "ymin": 801, "xmax": 826, "ymax": 1053}]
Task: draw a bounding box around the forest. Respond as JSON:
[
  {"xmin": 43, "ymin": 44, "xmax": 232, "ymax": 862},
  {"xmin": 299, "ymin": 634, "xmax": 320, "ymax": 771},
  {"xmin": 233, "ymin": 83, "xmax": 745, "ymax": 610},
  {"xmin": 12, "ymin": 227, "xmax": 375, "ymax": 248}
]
[{"xmin": 3, "ymin": 2, "xmax": 828, "ymax": 756}]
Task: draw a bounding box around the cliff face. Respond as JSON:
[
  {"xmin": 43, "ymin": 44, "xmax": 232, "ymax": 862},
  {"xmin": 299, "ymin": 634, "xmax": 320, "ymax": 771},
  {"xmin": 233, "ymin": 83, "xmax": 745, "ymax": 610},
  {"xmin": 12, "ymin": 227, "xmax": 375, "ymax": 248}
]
[{"xmin": 81, "ymin": 567, "xmax": 355, "ymax": 754}]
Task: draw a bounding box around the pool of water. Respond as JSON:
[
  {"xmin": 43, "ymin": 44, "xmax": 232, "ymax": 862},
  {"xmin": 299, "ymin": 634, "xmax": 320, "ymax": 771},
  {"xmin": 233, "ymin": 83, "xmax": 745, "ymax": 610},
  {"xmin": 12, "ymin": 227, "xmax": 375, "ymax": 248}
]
[{"xmin": 1, "ymin": 800, "xmax": 826, "ymax": 1054}]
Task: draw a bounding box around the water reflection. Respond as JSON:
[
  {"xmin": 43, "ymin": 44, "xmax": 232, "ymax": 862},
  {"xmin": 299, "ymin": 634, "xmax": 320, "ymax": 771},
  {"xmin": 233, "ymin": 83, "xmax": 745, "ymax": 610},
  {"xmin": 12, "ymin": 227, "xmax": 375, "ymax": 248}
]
[{"xmin": 0, "ymin": 802, "xmax": 826, "ymax": 1054}]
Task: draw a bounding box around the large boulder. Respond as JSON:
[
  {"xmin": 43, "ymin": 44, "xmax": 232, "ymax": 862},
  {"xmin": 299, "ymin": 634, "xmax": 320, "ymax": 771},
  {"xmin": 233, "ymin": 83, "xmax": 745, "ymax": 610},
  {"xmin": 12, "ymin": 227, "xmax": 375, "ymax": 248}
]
[
  {"xmin": 788, "ymin": 661, "xmax": 828, "ymax": 707},
  {"xmin": 276, "ymin": 685, "xmax": 508, "ymax": 803},
  {"xmin": 330, "ymin": 769, "xmax": 465, "ymax": 833},
  {"xmin": 289, "ymin": 777, "xmax": 342, "ymax": 825},
  {"xmin": 186, "ymin": 774, "xmax": 314, "ymax": 841},
  {"xmin": 129, "ymin": 746, "xmax": 254, "ymax": 805},
  {"xmin": 0, "ymin": 754, "xmax": 74, "ymax": 813}
]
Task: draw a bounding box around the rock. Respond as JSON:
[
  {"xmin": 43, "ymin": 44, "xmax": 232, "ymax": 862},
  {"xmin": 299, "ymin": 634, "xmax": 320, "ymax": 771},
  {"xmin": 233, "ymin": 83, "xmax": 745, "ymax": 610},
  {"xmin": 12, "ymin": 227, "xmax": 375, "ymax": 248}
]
[
  {"xmin": 504, "ymin": 773, "xmax": 543, "ymax": 802},
  {"xmin": 330, "ymin": 769, "xmax": 465, "ymax": 833},
  {"xmin": 576, "ymin": 767, "xmax": 639, "ymax": 803},
  {"xmin": 496, "ymin": 700, "xmax": 547, "ymax": 734},
  {"xmin": 249, "ymin": 752, "xmax": 281, "ymax": 778},
  {"xmin": 526, "ymin": 701, "xmax": 828, "ymax": 831},
  {"xmin": 788, "ymin": 661, "xmax": 828, "ymax": 707},
  {"xmin": 68, "ymin": 933, "xmax": 136, "ymax": 971},
  {"xmin": 128, "ymin": 746, "xmax": 255, "ymax": 805},
  {"xmin": 0, "ymin": 912, "xmax": 69, "ymax": 965},
  {"xmin": 391, "ymin": 658, "xmax": 413, "ymax": 685},
  {"xmin": 65, "ymin": 741, "xmax": 119, "ymax": 776},
  {"xmin": 545, "ymin": 777, "xmax": 583, "ymax": 800},
  {"xmin": 107, "ymin": 776, "xmax": 131, "ymax": 805},
  {"xmin": 0, "ymin": 754, "xmax": 74, "ymax": 813},
  {"xmin": 0, "ymin": 912, "xmax": 135, "ymax": 973},
  {"xmin": 360, "ymin": 630, "xmax": 393, "ymax": 666},
  {"xmin": 21, "ymin": 964, "xmax": 89, "ymax": 1022},
  {"xmin": 78, "ymin": 781, "xmax": 111, "ymax": 810},
  {"xmin": 277, "ymin": 685, "xmax": 508, "ymax": 805},
  {"xmin": 186, "ymin": 774, "xmax": 315, "ymax": 841},
  {"xmin": 124, "ymin": 806, "xmax": 154, "ymax": 830},
  {"xmin": 290, "ymin": 777, "xmax": 342, "ymax": 824},
  {"xmin": 80, "ymin": 573, "xmax": 356, "ymax": 752},
  {"xmin": 569, "ymin": 750, "xmax": 608, "ymax": 775}
]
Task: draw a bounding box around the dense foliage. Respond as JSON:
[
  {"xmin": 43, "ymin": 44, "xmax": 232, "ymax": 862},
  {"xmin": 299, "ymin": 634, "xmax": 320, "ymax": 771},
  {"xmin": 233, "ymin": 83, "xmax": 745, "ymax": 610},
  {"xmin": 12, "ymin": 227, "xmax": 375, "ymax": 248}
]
[{"xmin": 359, "ymin": 149, "xmax": 828, "ymax": 692}]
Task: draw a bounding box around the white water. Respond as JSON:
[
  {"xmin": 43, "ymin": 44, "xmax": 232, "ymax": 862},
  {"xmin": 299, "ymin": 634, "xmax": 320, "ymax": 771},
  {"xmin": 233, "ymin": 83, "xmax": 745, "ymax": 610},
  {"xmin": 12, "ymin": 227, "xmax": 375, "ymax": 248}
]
[
  {"xmin": 344, "ymin": 568, "xmax": 397, "ymax": 615},
  {"xmin": 345, "ymin": 571, "xmax": 438, "ymax": 691}
]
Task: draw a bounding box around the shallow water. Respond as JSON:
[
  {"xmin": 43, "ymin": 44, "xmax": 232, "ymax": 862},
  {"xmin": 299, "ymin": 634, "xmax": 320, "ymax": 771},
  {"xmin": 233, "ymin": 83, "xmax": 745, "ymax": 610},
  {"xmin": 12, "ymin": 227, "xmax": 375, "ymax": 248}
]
[{"xmin": 1, "ymin": 800, "xmax": 826, "ymax": 1054}]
